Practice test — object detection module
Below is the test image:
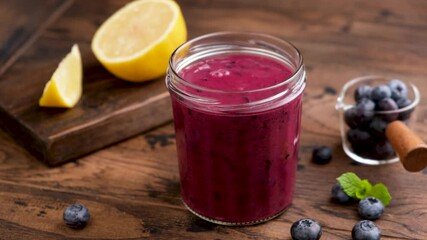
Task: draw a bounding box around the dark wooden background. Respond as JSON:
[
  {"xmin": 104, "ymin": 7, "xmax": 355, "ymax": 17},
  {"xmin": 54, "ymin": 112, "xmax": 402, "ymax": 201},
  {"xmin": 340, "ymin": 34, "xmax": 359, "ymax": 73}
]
[{"xmin": 1, "ymin": 0, "xmax": 427, "ymax": 239}]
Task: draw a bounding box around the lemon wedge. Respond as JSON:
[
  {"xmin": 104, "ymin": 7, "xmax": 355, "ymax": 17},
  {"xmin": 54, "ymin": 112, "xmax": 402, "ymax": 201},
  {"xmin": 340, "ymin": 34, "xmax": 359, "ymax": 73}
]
[
  {"xmin": 91, "ymin": 0, "xmax": 187, "ymax": 82},
  {"xmin": 39, "ymin": 44, "xmax": 82, "ymax": 108}
]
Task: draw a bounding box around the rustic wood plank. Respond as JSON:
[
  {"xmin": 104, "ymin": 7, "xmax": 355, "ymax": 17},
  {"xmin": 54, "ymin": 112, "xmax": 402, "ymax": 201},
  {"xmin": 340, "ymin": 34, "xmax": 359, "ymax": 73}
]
[
  {"xmin": 0, "ymin": 0, "xmax": 426, "ymax": 239},
  {"xmin": 1, "ymin": 120, "xmax": 427, "ymax": 239},
  {"xmin": 0, "ymin": 0, "xmax": 73, "ymax": 76}
]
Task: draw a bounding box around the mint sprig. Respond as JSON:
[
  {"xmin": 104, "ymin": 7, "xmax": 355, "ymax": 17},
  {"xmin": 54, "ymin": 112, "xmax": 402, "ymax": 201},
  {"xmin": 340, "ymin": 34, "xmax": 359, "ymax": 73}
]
[{"xmin": 337, "ymin": 172, "xmax": 392, "ymax": 206}]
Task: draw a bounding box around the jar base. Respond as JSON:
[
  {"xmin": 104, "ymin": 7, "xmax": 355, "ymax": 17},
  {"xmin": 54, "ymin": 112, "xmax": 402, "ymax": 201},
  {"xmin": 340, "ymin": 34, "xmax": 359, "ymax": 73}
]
[{"xmin": 182, "ymin": 201, "xmax": 289, "ymax": 226}]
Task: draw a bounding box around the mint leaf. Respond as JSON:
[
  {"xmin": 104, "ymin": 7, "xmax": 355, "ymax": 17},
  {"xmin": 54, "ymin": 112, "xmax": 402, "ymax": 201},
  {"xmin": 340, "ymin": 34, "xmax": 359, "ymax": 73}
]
[
  {"xmin": 336, "ymin": 172, "xmax": 392, "ymax": 205},
  {"xmin": 337, "ymin": 172, "xmax": 362, "ymax": 198},
  {"xmin": 355, "ymin": 179, "xmax": 372, "ymax": 199},
  {"xmin": 368, "ymin": 183, "xmax": 392, "ymax": 206}
]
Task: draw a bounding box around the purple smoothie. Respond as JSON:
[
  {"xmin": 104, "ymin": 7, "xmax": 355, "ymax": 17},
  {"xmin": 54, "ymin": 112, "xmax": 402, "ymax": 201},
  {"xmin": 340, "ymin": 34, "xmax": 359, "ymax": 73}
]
[{"xmin": 171, "ymin": 54, "xmax": 303, "ymax": 223}]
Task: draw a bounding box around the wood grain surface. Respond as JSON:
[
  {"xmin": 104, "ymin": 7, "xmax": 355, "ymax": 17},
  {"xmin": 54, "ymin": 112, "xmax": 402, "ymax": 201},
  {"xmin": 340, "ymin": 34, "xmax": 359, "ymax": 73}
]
[
  {"xmin": 0, "ymin": 0, "xmax": 173, "ymax": 165},
  {"xmin": 1, "ymin": 0, "xmax": 427, "ymax": 239}
]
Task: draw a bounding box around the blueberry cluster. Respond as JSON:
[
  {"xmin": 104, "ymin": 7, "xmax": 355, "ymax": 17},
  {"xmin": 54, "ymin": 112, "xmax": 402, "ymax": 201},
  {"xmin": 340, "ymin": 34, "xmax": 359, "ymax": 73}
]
[
  {"xmin": 331, "ymin": 183, "xmax": 383, "ymax": 240},
  {"xmin": 290, "ymin": 182, "xmax": 385, "ymax": 240},
  {"xmin": 345, "ymin": 79, "xmax": 413, "ymax": 159}
]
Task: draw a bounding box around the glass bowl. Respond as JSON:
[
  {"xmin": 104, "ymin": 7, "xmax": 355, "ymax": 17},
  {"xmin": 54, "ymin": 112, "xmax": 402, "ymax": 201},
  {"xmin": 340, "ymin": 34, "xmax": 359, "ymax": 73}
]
[{"xmin": 336, "ymin": 75, "xmax": 420, "ymax": 165}]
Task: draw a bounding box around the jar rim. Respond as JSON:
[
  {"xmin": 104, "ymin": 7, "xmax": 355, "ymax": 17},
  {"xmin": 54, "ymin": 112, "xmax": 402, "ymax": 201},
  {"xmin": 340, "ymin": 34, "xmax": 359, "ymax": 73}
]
[{"xmin": 168, "ymin": 31, "xmax": 304, "ymax": 94}]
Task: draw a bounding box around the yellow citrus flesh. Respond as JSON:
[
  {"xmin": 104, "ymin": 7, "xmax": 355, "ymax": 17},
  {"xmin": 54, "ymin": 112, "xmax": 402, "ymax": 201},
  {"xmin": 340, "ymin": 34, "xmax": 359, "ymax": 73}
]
[
  {"xmin": 91, "ymin": 0, "xmax": 187, "ymax": 82},
  {"xmin": 39, "ymin": 44, "xmax": 82, "ymax": 108}
]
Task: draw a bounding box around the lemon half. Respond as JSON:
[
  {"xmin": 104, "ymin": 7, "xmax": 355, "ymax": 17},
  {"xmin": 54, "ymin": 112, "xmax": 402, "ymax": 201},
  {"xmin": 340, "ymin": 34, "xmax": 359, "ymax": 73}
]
[
  {"xmin": 39, "ymin": 44, "xmax": 82, "ymax": 108},
  {"xmin": 91, "ymin": 0, "xmax": 187, "ymax": 82}
]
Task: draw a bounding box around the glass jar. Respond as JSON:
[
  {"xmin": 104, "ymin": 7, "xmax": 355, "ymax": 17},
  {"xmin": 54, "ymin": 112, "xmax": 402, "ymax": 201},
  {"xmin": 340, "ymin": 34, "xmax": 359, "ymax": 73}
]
[
  {"xmin": 336, "ymin": 75, "xmax": 420, "ymax": 165},
  {"xmin": 166, "ymin": 32, "xmax": 306, "ymax": 225}
]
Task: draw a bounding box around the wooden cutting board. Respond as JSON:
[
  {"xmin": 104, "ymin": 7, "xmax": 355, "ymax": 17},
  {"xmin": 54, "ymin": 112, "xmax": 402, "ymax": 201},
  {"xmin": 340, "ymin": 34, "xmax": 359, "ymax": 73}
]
[{"xmin": 0, "ymin": 0, "xmax": 173, "ymax": 166}]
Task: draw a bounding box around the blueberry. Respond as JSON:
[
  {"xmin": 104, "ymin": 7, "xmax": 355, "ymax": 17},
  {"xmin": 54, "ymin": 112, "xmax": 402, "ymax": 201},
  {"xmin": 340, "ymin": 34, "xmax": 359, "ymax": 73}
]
[
  {"xmin": 370, "ymin": 85, "xmax": 391, "ymax": 102},
  {"xmin": 346, "ymin": 128, "xmax": 372, "ymax": 150},
  {"xmin": 388, "ymin": 79, "xmax": 408, "ymax": 101},
  {"xmin": 352, "ymin": 220, "xmax": 381, "ymax": 240},
  {"xmin": 358, "ymin": 98, "xmax": 375, "ymax": 112},
  {"xmin": 354, "ymin": 85, "xmax": 372, "ymax": 102},
  {"xmin": 63, "ymin": 204, "xmax": 91, "ymax": 229},
  {"xmin": 312, "ymin": 146, "xmax": 332, "ymax": 165},
  {"xmin": 344, "ymin": 107, "xmax": 361, "ymax": 129},
  {"xmin": 396, "ymin": 97, "xmax": 412, "ymax": 109},
  {"xmin": 397, "ymin": 98, "xmax": 413, "ymax": 120},
  {"xmin": 331, "ymin": 182, "xmax": 352, "ymax": 203},
  {"xmin": 376, "ymin": 98, "xmax": 397, "ymax": 111},
  {"xmin": 358, "ymin": 197, "xmax": 384, "ymax": 220},
  {"xmin": 346, "ymin": 129, "xmax": 374, "ymax": 157},
  {"xmin": 376, "ymin": 98, "xmax": 398, "ymax": 122},
  {"xmin": 373, "ymin": 140, "xmax": 395, "ymax": 159},
  {"xmin": 368, "ymin": 117, "xmax": 388, "ymax": 138},
  {"xmin": 344, "ymin": 104, "xmax": 375, "ymax": 129},
  {"xmin": 290, "ymin": 218, "xmax": 322, "ymax": 240}
]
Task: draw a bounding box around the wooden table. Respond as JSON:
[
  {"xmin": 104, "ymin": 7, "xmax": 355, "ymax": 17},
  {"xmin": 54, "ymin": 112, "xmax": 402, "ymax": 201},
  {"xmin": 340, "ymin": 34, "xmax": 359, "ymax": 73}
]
[{"xmin": 1, "ymin": 0, "xmax": 427, "ymax": 239}]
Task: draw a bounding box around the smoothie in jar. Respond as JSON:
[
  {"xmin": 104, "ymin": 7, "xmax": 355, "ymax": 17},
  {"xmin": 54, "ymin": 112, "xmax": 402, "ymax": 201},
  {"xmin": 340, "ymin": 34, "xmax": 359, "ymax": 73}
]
[{"xmin": 166, "ymin": 32, "xmax": 306, "ymax": 225}]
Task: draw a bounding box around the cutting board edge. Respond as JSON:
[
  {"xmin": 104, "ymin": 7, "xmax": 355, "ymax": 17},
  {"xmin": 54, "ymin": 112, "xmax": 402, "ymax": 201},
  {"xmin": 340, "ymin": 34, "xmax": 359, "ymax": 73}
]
[
  {"xmin": 0, "ymin": 105, "xmax": 50, "ymax": 164},
  {"xmin": 0, "ymin": 92, "xmax": 174, "ymax": 166}
]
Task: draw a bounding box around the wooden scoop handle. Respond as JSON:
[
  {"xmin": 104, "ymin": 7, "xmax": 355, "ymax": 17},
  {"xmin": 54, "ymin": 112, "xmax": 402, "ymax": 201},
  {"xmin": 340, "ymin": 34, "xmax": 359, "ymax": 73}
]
[{"xmin": 386, "ymin": 121, "xmax": 427, "ymax": 172}]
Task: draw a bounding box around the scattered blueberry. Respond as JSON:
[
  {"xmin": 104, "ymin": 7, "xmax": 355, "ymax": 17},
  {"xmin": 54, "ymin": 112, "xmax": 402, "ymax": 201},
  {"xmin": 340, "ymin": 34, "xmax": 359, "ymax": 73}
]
[
  {"xmin": 331, "ymin": 182, "xmax": 352, "ymax": 203},
  {"xmin": 370, "ymin": 85, "xmax": 391, "ymax": 102},
  {"xmin": 358, "ymin": 197, "xmax": 384, "ymax": 220},
  {"xmin": 388, "ymin": 79, "xmax": 408, "ymax": 101},
  {"xmin": 63, "ymin": 204, "xmax": 91, "ymax": 229},
  {"xmin": 352, "ymin": 220, "xmax": 381, "ymax": 240},
  {"xmin": 312, "ymin": 146, "xmax": 332, "ymax": 165},
  {"xmin": 354, "ymin": 85, "xmax": 372, "ymax": 102},
  {"xmin": 290, "ymin": 218, "xmax": 322, "ymax": 240}
]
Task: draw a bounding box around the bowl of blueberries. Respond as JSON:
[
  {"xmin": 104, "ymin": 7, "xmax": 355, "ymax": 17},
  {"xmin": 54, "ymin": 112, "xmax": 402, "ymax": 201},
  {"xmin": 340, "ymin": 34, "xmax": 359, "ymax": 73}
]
[{"xmin": 336, "ymin": 75, "xmax": 420, "ymax": 165}]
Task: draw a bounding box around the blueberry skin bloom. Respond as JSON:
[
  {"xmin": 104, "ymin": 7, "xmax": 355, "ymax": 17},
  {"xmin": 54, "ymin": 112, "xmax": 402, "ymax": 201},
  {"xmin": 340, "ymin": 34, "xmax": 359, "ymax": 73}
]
[
  {"xmin": 352, "ymin": 220, "xmax": 381, "ymax": 240},
  {"xmin": 290, "ymin": 218, "xmax": 322, "ymax": 240},
  {"xmin": 358, "ymin": 197, "xmax": 384, "ymax": 220},
  {"xmin": 63, "ymin": 204, "xmax": 91, "ymax": 229}
]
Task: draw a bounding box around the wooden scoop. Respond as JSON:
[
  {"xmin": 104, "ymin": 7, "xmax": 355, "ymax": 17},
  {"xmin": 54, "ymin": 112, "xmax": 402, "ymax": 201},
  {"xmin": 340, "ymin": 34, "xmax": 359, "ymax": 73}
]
[{"xmin": 386, "ymin": 121, "xmax": 427, "ymax": 172}]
